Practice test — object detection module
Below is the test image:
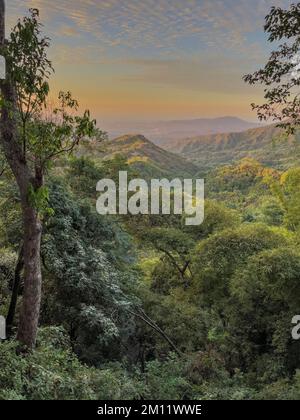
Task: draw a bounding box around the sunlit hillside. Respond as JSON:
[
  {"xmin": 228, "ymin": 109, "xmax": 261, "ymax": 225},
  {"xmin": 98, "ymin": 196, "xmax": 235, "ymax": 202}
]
[
  {"xmin": 88, "ymin": 134, "xmax": 199, "ymax": 178},
  {"xmin": 167, "ymin": 125, "xmax": 300, "ymax": 172}
]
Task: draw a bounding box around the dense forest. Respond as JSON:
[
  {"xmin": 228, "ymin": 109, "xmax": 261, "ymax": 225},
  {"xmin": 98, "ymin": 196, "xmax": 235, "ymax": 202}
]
[{"xmin": 1, "ymin": 3, "xmax": 300, "ymax": 401}]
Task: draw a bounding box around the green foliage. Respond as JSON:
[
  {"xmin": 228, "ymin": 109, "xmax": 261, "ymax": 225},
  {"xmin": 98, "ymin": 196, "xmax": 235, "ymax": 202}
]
[
  {"xmin": 2, "ymin": 327, "xmax": 300, "ymax": 400},
  {"xmin": 255, "ymin": 197, "xmax": 284, "ymax": 226},
  {"xmin": 230, "ymin": 247, "xmax": 300, "ymax": 370},
  {"xmin": 0, "ymin": 327, "xmax": 140, "ymax": 400},
  {"xmin": 256, "ymin": 371, "xmax": 300, "ymax": 400},
  {"xmin": 40, "ymin": 181, "xmax": 137, "ymax": 364},
  {"xmin": 268, "ymin": 167, "xmax": 300, "ymax": 230},
  {"xmin": 140, "ymin": 354, "xmax": 192, "ymax": 400},
  {"xmin": 191, "ymin": 224, "xmax": 291, "ymax": 306},
  {"xmin": 244, "ymin": 3, "xmax": 300, "ymax": 133},
  {"xmin": 184, "ymin": 199, "xmax": 240, "ymax": 240},
  {"xmin": 66, "ymin": 157, "xmax": 104, "ymax": 199},
  {"xmin": 0, "ymin": 248, "xmax": 16, "ymax": 314},
  {"xmin": 27, "ymin": 184, "xmax": 54, "ymax": 218},
  {"xmin": 7, "ymin": 8, "xmax": 53, "ymax": 113}
]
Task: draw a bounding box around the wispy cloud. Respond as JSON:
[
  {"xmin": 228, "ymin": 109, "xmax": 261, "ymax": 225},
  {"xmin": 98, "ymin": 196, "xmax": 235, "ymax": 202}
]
[
  {"xmin": 8, "ymin": 0, "xmax": 291, "ymax": 57},
  {"xmin": 5, "ymin": 1, "xmax": 293, "ymax": 121},
  {"xmin": 58, "ymin": 25, "xmax": 79, "ymax": 37}
]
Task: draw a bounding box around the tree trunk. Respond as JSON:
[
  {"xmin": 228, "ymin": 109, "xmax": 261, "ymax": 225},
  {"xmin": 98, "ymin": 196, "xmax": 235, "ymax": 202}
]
[{"xmin": 16, "ymin": 205, "xmax": 42, "ymax": 349}]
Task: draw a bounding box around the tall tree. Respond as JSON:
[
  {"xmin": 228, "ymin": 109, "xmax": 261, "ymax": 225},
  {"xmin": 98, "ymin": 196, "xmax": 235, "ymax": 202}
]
[
  {"xmin": 0, "ymin": 2, "xmax": 97, "ymax": 349},
  {"xmin": 244, "ymin": 3, "xmax": 300, "ymax": 134}
]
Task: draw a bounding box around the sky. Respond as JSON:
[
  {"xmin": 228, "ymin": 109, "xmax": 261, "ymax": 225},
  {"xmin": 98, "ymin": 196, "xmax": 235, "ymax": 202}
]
[{"xmin": 6, "ymin": 0, "xmax": 293, "ymax": 125}]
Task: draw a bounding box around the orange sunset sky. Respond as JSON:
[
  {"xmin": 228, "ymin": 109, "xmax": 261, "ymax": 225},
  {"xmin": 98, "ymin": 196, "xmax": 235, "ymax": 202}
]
[{"xmin": 7, "ymin": 0, "xmax": 292, "ymax": 125}]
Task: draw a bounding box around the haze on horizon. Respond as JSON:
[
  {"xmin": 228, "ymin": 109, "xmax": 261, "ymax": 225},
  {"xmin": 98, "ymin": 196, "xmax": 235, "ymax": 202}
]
[{"xmin": 7, "ymin": 0, "xmax": 292, "ymax": 126}]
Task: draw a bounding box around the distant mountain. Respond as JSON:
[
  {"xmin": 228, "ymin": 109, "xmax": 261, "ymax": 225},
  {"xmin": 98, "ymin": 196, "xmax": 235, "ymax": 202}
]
[
  {"xmin": 87, "ymin": 134, "xmax": 198, "ymax": 178},
  {"xmin": 103, "ymin": 117, "xmax": 262, "ymax": 147},
  {"xmin": 78, "ymin": 125, "xmax": 300, "ymax": 179},
  {"xmin": 170, "ymin": 125, "xmax": 300, "ymax": 172}
]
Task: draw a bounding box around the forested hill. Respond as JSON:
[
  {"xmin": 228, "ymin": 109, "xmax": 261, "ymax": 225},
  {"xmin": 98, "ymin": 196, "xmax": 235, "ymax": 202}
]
[
  {"xmin": 81, "ymin": 134, "xmax": 199, "ymax": 178},
  {"xmin": 79, "ymin": 126, "xmax": 300, "ymax": 178},
  {"xmin": 166, "ymin": 125, "xmax": 300, "ymax": 172}
]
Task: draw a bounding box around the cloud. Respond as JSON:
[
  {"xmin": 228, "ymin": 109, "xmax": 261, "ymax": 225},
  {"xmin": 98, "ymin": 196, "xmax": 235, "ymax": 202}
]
[
  {"xmin": 7, "ymin": 0, "xmax": 292, "ymax": 57},
  {"xmin": 5, "ymin": 0, "xmax": 293, "ymax": 121},
  {"xmin": 58, "ymin": 25, "xmax": 79, "ymax": 37}
]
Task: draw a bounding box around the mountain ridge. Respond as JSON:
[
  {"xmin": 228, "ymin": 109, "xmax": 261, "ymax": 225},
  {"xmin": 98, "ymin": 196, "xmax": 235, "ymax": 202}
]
[
  {"xmin": 80, "ymin": 133, "xmax": 199, "ymax": 178},
  {"xmin": 103, "ymin": 117, "xmax": 262, "ymax": 147},
  {"xmin": 168, "ymin": 124, "xmax": 300, "ymax": 172}
]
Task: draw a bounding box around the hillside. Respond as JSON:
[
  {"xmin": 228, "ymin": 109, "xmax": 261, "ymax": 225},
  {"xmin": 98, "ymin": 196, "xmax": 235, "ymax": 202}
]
[
  {"xmin": 80, "ymin": 134, "xmax": 198, "ymax": 178},
  {"xmin": 168, "ymin": 125, "xmax": 300, "ymax": 172},
  {"xmin": 103, "ymin": 117, "xmax": 261, "ymax": 147}
]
